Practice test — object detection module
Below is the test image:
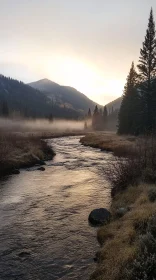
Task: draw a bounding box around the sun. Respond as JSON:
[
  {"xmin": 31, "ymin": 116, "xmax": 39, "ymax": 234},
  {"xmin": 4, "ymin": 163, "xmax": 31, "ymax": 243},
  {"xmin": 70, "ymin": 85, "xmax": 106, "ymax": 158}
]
[
  {"xmin": 61, "ymin": 57, "xmax": 97, "ymax": 92},
  {"xmin": 44, "ymin": 55, "xmax": 124, "ymax": 104}
]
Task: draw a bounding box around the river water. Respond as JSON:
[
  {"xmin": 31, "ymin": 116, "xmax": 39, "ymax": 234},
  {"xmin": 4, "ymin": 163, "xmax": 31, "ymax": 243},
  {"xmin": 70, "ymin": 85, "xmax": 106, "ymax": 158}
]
[{"xmin": 0, "ymin": 136, "xmax": 113, "ymax": 280}]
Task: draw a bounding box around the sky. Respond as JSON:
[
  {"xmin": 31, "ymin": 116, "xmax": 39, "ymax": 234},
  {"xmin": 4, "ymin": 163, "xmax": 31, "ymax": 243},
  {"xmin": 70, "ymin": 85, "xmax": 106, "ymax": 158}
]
[{"xmin": 0, "ymin": 0, "xmax": 156, "ymax": 105}]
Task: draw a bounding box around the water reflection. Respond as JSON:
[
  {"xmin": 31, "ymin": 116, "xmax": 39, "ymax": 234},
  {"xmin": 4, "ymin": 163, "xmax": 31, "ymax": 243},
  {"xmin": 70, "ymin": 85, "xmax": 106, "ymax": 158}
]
[{"xmin": 0, "ymin": 136, "xmax": 113, "ymax": 280}]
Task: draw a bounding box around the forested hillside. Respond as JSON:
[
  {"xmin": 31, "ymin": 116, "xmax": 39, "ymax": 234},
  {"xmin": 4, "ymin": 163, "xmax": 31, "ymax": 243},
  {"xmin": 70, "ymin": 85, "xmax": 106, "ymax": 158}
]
[
  {"xmin": 0, "ymin": 75, "xmax": 84, "ymax": 119},
  {"xmin": 29, "ymin": 78, "xmax": 100, "ymax": 112}
]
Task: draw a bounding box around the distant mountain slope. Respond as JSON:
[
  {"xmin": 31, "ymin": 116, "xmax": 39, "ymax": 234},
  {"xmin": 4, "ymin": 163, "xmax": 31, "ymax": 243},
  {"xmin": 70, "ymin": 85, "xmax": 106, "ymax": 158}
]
[
  {"xmin": 28, "ymin": 78, "xmax": 100, "ymax": 112},
  {"xmin": 0, "ymin": 75, "xmax": 82, "ymax": 119},
  {"xmin": 29, "ymin": 79, "xmax": 60, "ymax": 93},
  {"xmin": 106, "ymin": 97, "xmax": 122, "ymax": 111}
]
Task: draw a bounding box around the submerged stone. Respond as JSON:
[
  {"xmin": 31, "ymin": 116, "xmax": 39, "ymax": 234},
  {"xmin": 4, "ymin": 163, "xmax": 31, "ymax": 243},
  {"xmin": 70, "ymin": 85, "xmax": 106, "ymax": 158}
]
[
  {"xmin": 18, "ymin": 251, "xmax": 31, "ymax": 258},
  {"xmin": 12, "ymin": 169, "xmax": 20, "ymax": 175},
  {"xmin": 37, "ymin": 167, "xmax": 45, "ymax": 171}
]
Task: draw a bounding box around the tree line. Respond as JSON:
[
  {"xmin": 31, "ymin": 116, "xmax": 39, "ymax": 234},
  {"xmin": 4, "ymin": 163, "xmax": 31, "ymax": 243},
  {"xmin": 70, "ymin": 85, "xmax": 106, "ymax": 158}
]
[
  {"xmin": 118, "ymin": 8, "xmax": 156, "ymax": 135},
  {"xmin": 85, "ymin": 105, "xmax": 119, "ymax": 130}
]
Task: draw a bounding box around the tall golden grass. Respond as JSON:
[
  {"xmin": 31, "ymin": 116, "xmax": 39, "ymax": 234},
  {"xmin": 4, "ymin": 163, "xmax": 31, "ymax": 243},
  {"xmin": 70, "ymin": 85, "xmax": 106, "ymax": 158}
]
[
  {"xmin": 90, "ymin": 134, "xmax": 156, "ymax": 280},
  {"xmin": 0, "ymin": 130, "xmax": 55, "ymax": 177},
  {"xmin": 92, "ymin": 184, "xmax": 156, "ymax": 280}
]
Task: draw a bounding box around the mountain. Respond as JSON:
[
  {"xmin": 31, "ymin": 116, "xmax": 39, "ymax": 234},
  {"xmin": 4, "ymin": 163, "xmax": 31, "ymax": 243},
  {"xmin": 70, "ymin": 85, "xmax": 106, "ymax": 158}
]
[
  {"xmin": 106, "ymin": 97, "xmax": 122, "ymax": 111},
  {"xmin": 28, "ymin": 78, "xmax": 100, "ymax": 113},
  {"xmin": 0, "ymin": 74, "xmax": 122, "ymax": 121},
  {"xmin": 29, "ymin": 79, "xmax": 60, "ymax": 93},
  {"xmin": 0, "ymin": 75, "xmax": 82, "ymax": 119}
]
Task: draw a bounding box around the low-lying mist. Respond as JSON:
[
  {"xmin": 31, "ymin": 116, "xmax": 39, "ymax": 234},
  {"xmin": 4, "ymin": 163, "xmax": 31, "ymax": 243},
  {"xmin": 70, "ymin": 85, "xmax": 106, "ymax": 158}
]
[{"xmin": 0, "ymin": 118, "xmax": 86, "ymax": 134}]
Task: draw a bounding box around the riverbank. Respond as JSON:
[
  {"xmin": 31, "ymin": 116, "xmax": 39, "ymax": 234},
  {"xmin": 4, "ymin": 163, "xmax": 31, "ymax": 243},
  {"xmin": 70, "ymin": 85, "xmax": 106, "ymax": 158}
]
[
  {"xmin": 80, "ymin": 132, "xmax": 136, "ymax": 157},
  {"xmin": 0, "ymin": 135, "xmax": 111, "ymax": 280},
  {"xmin": 0, "ymin": 130, "xmax": 85, "ymax": 178},
  {"xmin": 0, "ymin": 133, "xmax": 56, "ymax": 178},
  {"xmin": 92, "ymin": 182, "xmax": 156, "ymax": 280},
  {"xmin": 85, "ymin": 132, "xmax": 156, "ymax": 280}
]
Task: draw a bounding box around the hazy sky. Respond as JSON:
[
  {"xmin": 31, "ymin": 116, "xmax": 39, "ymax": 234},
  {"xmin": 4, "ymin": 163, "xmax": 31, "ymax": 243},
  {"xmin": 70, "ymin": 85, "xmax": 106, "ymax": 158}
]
[{"xmin": 1, "ymin": 0, "xmax": 156, "ymax": 105}]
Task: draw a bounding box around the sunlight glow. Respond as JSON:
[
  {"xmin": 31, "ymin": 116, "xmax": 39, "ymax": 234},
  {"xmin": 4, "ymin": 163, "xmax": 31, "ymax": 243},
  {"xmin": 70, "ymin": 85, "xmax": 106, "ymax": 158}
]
[{"xmin": 43, "ymin": 55, "xmax": 124, "ymax": 105}]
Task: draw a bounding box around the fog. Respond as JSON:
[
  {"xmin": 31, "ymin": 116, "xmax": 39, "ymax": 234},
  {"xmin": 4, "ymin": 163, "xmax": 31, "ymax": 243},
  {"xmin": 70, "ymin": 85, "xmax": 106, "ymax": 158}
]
[{"xmin": 0, "ymin": 118, "xmax": 87, "ymax": 134}]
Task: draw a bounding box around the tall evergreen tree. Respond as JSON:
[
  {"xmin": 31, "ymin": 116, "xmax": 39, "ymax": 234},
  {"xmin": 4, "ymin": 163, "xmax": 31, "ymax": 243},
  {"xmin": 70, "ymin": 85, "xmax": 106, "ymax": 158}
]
[
  {"xmin": 49, "ymin": 113, "xmax": 53, "ymax": 122},
  {"xmin": 103, "ymin": 106, "xmax": 108, "ymax": 118},
  {"xmin": 118, "ymin": 62, "xmax": 139, "ymax": 135},
  {"xmin": 94, "ymin": 105, "xmax": 98, "ymax": 114},
  {"xmin": 2, "ymin": 101, "xmax": 9, "ymax": 117},
  {"xmin": 92, "ymin": 105, "xmax": 99, "ymax": 130},
  {"xmin": 103, "ymin": 105, "xmax": 108, "ymax": 130},
  {"xmin": 88, "ymin": 108, "xmax": 92, "ymax": 118},
  {"xmin": 137, "ymin": 8, "xmax": 156, "ymax": 132}
]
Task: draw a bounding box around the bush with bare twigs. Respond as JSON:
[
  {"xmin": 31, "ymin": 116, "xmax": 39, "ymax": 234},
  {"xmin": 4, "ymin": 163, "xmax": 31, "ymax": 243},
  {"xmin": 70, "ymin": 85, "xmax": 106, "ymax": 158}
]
[{"xmin": 105, "ymin": 137, "xmax": 156, "ymax": 197}]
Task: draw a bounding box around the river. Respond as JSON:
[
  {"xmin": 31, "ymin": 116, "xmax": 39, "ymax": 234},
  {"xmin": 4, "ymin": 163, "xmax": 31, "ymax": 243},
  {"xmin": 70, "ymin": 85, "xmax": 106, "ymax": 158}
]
[{"xmin": 0, "ymin": 136, "xmax": 113, "ymax": 280}]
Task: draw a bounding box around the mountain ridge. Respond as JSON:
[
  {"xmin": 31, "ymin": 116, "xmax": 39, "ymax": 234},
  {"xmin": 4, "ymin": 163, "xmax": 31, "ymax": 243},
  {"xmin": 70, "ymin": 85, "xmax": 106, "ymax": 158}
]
[
  {"xmin": 29, "ymin": 78, "xmax": 122, "ymax": 112},
  {"xmin": 0, "ymin": 74, "xmax": 122, "ymax": 120},
  {"xmin": 28, "ymin": 78, "xmax": 101, "ymax": 113},
  {"xmin": 0, "ymin": 75, "xmax": 82, "ymax": 119}
]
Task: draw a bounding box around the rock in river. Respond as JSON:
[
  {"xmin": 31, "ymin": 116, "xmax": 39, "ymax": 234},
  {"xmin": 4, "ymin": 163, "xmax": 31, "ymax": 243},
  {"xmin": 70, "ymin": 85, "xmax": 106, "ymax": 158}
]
[
  {"xmin": 18, "ymin": 251, "xmax": 31, "ymax": 258},
  {"xmin": 12, "ymin": 169, "xmax": 20, "ymax": 175},
  {"xmin": 89, "ymin": 208, "xmax": 111, "ymax": 226},
  {"xmin": 37, "ymin": 167, "xmax": 45, "ymax": 171}
]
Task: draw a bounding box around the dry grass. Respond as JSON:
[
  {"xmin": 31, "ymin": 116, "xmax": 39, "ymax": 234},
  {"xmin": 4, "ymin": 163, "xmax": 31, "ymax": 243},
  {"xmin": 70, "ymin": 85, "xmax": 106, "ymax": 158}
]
[
  {"xmin": 92, "ymin": 184, "xmax": 156, "ymax": 280},
  {"xmin": 0, "ymin": 131, "xmax": 55, "ymax": 177},
  {"xmin": 85, "ymin": 132, "xmax": 156, "ymax": 279},
  {"xmin": 80, "ymin": 132, "xmax": 136, "ymax": 156}
]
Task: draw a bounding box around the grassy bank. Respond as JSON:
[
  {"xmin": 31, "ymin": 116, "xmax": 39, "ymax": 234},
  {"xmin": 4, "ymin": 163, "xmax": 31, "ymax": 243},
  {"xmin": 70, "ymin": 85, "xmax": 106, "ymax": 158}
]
[
  {"xmin": 0, "ymin": 132, "xmax": 56, "ymax": 177},
  {"xmin": 83, "ymin": 132, "xmax": 156, "ymax": 280},
  {"xmin": 80, "ymin": 132, "xmax": 136, "ymax": 156},
  {"xmin": 0, "ymin": 129, "xmax": 84, "ymax": 178},
  {"xmin": 35, "ymin": 130, "xmax": 85, "ymax": 139},
  {"xmin": 92, "ymin": 183, "xmax": 156, "ymax": 280}
]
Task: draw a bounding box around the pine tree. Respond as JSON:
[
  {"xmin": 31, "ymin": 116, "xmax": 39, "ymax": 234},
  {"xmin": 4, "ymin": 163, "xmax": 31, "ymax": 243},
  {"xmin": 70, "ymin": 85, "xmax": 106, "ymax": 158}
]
[
  {"xmin": 118, "ymin": 62, "xmax": 140, "ymax": 135},
  {"xmin": 92, "ymin": 105, "xmax": 99, "ymax": 130},
  {"xmin": 103, "ymin": 105, "xmax": 108, "ymax": 130},
  {"xmin": 49, "ymin": 113, "xmax": 53, "ymax": 122},
  {"xmin": 94, "ymin": 105, "xmax": 98, "ymax": 114},
  {"xmin": 137, "ymin": 8, "xmax": 156, "ymax": 133},
  {"xmin": 88, "ymin": 108, "xmax": 92, "ymax": 118},
  {"xmin": 2, "ymin": 101, "xmax": 9, "ymax": 117},
  {"xmin": 24, "ymin": 107, "xmax": 29, "ymax": 118},
  {"xmin": 103, "ymin": 106, "xmax": 108, "ymax": 118}
]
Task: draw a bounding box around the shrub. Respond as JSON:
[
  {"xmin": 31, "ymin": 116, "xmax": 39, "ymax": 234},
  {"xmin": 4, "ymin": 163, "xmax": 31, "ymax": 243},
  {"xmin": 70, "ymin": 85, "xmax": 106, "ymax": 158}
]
[
  {"xmin": 148, "ymin": 188, "xmax": 156, "ymax": 202},
  {"xmin": 125, "ymin": 233, "xmax": 156, "ymax": 280},
  {"xmin": 142, "ymin": 168, "xmax": 156, "ymax": 184},
  {"xmin": 106, "ymin": 136, "xmax": 156, "ymax": 197},
  {"xmin": 147, "ymin": 215, "xmax": 156, "ymax": 237},
  {"xmin": 125, "ymin": 216, "xmax": 156, "ymax": 280},
  {"xmin": 105, "ymin": 157, "xmax": 142, "ymax": 197}
]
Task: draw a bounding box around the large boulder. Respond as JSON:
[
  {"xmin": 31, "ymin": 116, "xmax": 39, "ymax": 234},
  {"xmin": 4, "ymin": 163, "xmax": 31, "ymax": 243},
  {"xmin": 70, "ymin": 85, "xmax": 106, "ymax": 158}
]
[{"xmin": 89, "ymin": 208, "xmax": 111, "ymax": 226}]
